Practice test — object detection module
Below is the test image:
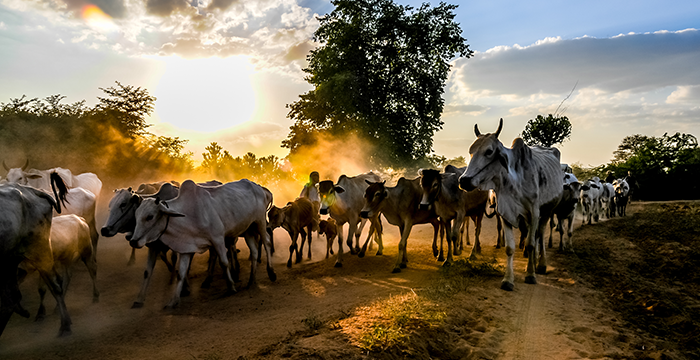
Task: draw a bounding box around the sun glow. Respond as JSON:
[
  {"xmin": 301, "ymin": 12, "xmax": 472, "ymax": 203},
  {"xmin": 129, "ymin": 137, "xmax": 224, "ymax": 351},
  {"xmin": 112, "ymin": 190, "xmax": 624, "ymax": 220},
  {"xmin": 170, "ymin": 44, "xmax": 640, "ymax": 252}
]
[
  {"xmin": 81, "ymin": 4, "xmax": 116, "ymax": 32},
  {"xmin": 153, "ymin": 56, "xmax": 257, "ymax": 133}
]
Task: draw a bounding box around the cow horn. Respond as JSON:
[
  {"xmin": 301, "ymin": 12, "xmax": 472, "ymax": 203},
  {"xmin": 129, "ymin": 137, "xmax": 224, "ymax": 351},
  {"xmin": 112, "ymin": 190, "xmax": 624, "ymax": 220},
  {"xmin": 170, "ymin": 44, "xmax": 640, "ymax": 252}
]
[
  {"xmin": 2, "ymin": 160, "xmax": 8, "ymax": 171},
  {"xmin": 495, "ymin": 118, "xmax": 503, "ymax": 138},
  {"xmin": 474, "ymin": 124, "xmax": 481, "ymax": 137}
]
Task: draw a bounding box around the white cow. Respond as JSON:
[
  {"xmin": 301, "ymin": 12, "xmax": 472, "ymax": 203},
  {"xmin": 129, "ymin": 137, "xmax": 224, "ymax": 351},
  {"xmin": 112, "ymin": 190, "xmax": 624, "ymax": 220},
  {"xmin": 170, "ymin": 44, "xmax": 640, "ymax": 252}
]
[
  {"xmin": 130, "ymin": 179, "xmax": 276, "ymax": 309},
  {"xmin": 458, "ymin": 118, "xmax": 563, "ymax": 291},
  {"xmin": 600, "ymin": 182, "xmax": 616, "ymax": 218},
  {"xmin": 317, "ymin": 172, "xmax": 382, "ymax": 267},
  {"xmin": 3, "ymin": 162, "xmax": 102, "ymax": 252},
  {"xmin": 580, "ymin": 177, "xmax": 603, "ymax": 225}
]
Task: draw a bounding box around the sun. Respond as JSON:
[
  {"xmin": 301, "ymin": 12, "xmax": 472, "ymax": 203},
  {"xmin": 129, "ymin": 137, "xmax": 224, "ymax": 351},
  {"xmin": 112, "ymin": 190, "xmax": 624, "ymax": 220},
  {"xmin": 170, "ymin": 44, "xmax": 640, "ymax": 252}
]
[{"xmin": 153, "ymin": 56, "xmax": 256, "ymax": 133}]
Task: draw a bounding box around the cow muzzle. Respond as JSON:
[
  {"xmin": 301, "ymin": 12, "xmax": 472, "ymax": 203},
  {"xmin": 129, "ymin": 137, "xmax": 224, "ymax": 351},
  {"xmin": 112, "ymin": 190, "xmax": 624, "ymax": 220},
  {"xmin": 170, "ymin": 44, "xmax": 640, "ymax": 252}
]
[
  {"xmin": 459, "ymin": 176, "xmax": 477, "ymax": 191},
  {"xmin": 100, "ymin": 226, "xmax": 113, "ymax": 237},
  {"xmin": 359, "ymin": 210, "xmax": 370, "ymax": 219},
  {"xmin": 419, "ymin": 203, "xmax": 431, "ymax": 211},
  {"xmin": 320, "ymin": 208, "xmax": 329, "ymax": 215},
  {"xmin": 129, "ymin": 239, "xmax": 144, "ymax": 249}
]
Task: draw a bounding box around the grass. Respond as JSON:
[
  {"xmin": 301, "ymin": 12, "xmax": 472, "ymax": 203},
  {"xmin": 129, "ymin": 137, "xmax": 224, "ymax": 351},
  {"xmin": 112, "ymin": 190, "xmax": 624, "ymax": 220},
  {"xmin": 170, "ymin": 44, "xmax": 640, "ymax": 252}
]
[{"xmin": 346, "ymin": 258, "xmax": 504, "ymax": 353}]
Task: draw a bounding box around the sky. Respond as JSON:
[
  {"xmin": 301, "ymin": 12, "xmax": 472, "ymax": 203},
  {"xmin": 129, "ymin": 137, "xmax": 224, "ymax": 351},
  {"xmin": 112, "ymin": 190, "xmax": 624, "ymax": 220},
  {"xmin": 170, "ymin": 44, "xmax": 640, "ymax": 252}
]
[{"xmin": 1, "ymin": 0, "xmax": 699, "ymax": 168}]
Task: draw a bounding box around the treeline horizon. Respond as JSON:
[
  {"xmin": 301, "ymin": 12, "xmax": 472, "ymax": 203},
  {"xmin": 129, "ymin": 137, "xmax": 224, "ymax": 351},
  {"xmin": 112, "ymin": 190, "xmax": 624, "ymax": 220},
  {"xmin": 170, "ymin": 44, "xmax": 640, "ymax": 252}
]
[{"xmin": 1, "ymin": 83, "xmax": 698, "ymax": 201}]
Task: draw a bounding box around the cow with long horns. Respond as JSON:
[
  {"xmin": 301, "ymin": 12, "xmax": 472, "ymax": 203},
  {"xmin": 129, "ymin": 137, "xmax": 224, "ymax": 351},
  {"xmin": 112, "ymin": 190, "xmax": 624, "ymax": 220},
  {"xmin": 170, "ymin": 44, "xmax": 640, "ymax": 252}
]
[{"xmin": 458, "ymin": 119, "xmax": 563, "ymax": 291}]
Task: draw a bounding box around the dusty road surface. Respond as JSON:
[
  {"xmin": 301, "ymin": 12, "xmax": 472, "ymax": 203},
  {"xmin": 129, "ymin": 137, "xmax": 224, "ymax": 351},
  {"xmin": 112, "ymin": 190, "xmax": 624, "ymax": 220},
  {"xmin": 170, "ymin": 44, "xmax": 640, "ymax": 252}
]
[{"xmin": 0, "ymin": 201, "xmax": 689, "ymax": 359}]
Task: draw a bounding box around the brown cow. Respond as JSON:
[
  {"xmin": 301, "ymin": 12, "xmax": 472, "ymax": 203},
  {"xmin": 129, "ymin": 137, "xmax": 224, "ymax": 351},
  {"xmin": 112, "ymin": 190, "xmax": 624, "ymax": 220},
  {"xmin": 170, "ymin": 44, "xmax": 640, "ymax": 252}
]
[
  {"xmin": 268, "ymin": 197, "xmax": 320, "ymax": 268},
  {"xmin": 318, "ymin": 218, "xmax": 338, "ymax": 259}
]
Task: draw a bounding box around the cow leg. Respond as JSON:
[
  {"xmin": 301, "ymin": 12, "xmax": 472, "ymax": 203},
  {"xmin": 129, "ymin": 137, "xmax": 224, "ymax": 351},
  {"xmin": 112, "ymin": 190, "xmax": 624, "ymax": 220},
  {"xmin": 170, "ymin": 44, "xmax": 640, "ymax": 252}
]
[
  {"xmin": 288, "ymin": 230, "xmax": 298, "ymax": 268},
  {"xmin": 536, "ymin": 216, "xmax": 549, "ymax": 275},
  {"xmin": 372, "ymin": 216, "xmax": 383, "ymax": 256},
  {"xmin": 455, "ymin": 219, "xmax": 465, "ymax": 256},
  {"xmin": 133, "ymin": 246, "xmax": 159, "ymax": 308},
  {"xmin": 202, "ymin": 249, "xmax": 217, "ymax": 288},
  {"xmin": 501, "ymin": 222, "xmax": 517, "ymax": 291},
  {"xmin": 128, "ymin": 247, "xmax": 137, "ymax": 266},
  {"xmin": 165, "ymin": 252, "xmax": 193, "ymax": 309},
  {"xmin": 431, "ymin": 220, "xmax": 439, "ymax": 257},
  {"xmin": 255, "ymin": 219, "xmax": 277, "ymax": 283},
  {"xmin": 469, "ymin": 214, "xmax": 483, "ymax": 261},
  {"xmin": 325, "ymin": 234, "xmax": 331, "ymax": 259},
  {"xmin": 306, "ymin": 225, "xmax": 313, "ymax": 259},
  {"xmin": 37, "ymin": 268, "xmax": 72, "ymax": 336},
  {"xmin": 443, "ymin": 219, "xmax": 457, "ymax": 266},
  {"xmin": 523, "ymin": 214, "xmax": 539, "ymax": 284},
  {"xmin": 352, "ymin": 218, "xmax": 366, "ymax": 255},
  {"xmin": 36, "ymin": 280, "xmax": 47, "ymax": 321},
  {"xmin": 548, "ymin": 216, "xmax": 555, "ymax": 249},
  {"xmin": 495, "ymin": 215, "xmax": 504, "ymax": 249},
  {"xmin": 227, "ymin": 239, "xmax": 241, "ymax": 283},
  {"xmin": 297, "ymin": 229, "xmax": 306, "ymax": 263},
  {"xmin": 244, "ymin": 233, "xmax": 260, "ymax": 288},
  {"xmin": 81, "ymin": 244, "xmax": 100, "ymax": 303},
  {"xmin": 393, "ymin": 221, "xmax": 413, "ymax": 273},
  {"xmin": 334, "ymin": 222, "xmax": 347, "ymax": 267},
  {"xmin": 437, "ymin": 222, "xmax": 446, "ymax": 262}
]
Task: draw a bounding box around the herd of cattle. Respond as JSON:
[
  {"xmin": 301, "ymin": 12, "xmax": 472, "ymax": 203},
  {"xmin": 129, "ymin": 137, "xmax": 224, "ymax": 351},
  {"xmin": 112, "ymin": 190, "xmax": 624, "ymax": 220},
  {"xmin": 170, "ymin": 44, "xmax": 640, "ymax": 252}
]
[{"xmin": 0, "ymin": 119, "xmax": 634, "ymax": 339}]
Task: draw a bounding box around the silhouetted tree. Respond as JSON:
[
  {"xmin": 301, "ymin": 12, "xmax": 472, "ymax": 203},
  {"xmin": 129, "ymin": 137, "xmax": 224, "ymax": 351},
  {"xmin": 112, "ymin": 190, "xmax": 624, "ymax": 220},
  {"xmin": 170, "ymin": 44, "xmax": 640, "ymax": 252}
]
[
  {"xmin": 284, "ymin": 0, "xmax": 472, "ymax": 167},
  {"xmin": 95, "ymin": 81, "xmax": 155, "ymax": 138},
  {"xmin": 521, "ymin": 114, "xmax": 572, "ymax": 148}
]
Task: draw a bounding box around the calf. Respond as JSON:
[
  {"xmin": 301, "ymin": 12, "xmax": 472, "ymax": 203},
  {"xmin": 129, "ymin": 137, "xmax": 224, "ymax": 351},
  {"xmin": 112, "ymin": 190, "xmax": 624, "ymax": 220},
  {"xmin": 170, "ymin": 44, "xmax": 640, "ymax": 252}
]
[
  {"xmin": 268, "ymin": 197, "xmax": 319, "ymax": 268},
  {"xmin": 548, "ymin": 173, "xmax": 582, "ymax": 252},
  {"xmin": 20, "ymin": 215, "xmax": 99, "ymax": 321},
  {"xmin": 580, "ymin": 177, "xmax": 602, "ymax": 225},
  {"xmin": 318, "ymin": 219, "xmax": 338, "ymax": 259}
]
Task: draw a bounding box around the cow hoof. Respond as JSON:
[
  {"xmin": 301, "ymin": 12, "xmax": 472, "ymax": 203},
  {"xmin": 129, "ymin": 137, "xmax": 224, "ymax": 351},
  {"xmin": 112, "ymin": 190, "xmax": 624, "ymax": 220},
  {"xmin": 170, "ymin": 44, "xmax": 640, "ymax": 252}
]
[
  {"xmin": 354, "ymin": 246, "xmax": 361, "ymax": 253},
  {"xmin": 295, "ymin": 257, "xmax": 302, "ymax": 264},
  {"xmin": 358, "ymin": 250, "xmax": 366, "ymax": 258},
  {"xmin": 399, "ymin": 263, "xmax": 407, "ymax": 269},
  {"xmin": 392, "ymin": 267, "xmax": 402, "ymax": 273},
  {"xmin": 437, "ymin": 255, "xmax": 445, "ymax": 262},
  {"xmin": 267, "ymin": 269, "xmax": 277, "ymax": 282},
  {"xmin": 132, "ymin": 302, "xmax": 144, "ymax": 309},
  {"xmin": 334, "ymin": 262, "xmax": 343, "ymax": 268},
  {"xmin": 432, "ymin": 249, "xmax": 438, "ymax": 257},
  {"xmin": 181, "ymin": 287, "xmax": 191, "ymax": 297},
  {"xmin": 93, "ymin": 297, "xmax": 100, "ymax": 304},
  {"xmin": 57, "ymin": 327, "xmax": 72, "ymax": 337},
  {"xmin": 442, "ymin": 261, "xmax": 452, "ymax": 268},
  {"xmin": 500, "ymin": 281, "xmax": 515, "ymax": 291},
  {"xmin": 224, "ymin": 289, "xmax": 237, "ymax": 296},
  {"xmin": 536, "ymin": 265, "xmax": 547, "ymax": 275},
  {"xmin": 349, "ymin": 248, "xmax": 357, "ymax": 255},
  {"xmin": 286, "ymin": 260, "xmax": 293, "ymax": 268},
  {"xmin": 201, "ymin": 278, "xmax": 213, "ymax": 289},
  {"xmin": 469, "ymin": 254, "xmax": 477, "ymax": 261},
  {"xmin": 454, "ymin": 248, "xmax": 462, "ymax": 256},
  {"xmin": 375, "ymin": 250, "xmax": 383, "ymax": 256},
  {"xmin": 525, "ymin": 275, "xmax": 537, "ymax": 284}
]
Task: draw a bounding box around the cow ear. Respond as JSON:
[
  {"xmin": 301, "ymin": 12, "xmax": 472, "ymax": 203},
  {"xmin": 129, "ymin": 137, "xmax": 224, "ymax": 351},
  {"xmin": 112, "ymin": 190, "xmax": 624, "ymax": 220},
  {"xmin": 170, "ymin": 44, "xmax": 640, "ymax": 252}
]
[
  {"xmin": 128, "ymin": 187, "xmax": 132, "ymax": 192},
  {"xmin": 335, "ymin": 185, "xmax": 345, "ymax": 194},
  {"xmin": 496, "ymin": 149, "xmax": 508, "ymax": 168},
  {"xmin": 159, "ymin": 203, "xmax": 185, "ymax": 217},
  {"xmin": 382, "ymin": 190, "xmax": 389, "ymax": 198},
  {"xmin": 27, "ymin": 174, "xmax": 43, "ymax": 179},
  {"xmin": 563, "ymin": 184, "xmax": 570, "ymax": 190},
  {"xmin": 591, "ymin": 184, "xmax": 600, "ymax": 189}
]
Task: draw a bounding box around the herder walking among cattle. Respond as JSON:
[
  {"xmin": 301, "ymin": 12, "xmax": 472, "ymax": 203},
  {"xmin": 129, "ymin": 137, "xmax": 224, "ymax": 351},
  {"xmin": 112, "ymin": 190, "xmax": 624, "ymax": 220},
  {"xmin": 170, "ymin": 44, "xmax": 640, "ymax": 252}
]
[{"xmin": 458, "ymin": 118, "xmax": 563, "ymax": 291}]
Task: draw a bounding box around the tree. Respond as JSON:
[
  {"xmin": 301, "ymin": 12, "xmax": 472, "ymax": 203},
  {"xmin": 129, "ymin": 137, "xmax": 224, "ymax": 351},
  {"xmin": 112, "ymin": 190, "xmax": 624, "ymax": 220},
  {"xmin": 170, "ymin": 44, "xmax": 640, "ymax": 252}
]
[
  {"xmin": 95, "ymin": 81, "xmax": 155, "ymax": 138},
  {"xmin": 521, "ymin": 114, "xmax": 572, "ymax": 147},
  {"xmin": 284, "ymin": 0, "xmax": 472, "ymax": 167}
]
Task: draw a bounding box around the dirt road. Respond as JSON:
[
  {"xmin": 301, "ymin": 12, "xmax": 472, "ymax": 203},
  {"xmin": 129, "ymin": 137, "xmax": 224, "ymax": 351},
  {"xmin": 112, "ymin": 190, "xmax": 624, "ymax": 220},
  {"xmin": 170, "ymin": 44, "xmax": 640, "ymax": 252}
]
[{"xmin": 0, "ymin": 206, "xmax": 654, "ymax": 359}]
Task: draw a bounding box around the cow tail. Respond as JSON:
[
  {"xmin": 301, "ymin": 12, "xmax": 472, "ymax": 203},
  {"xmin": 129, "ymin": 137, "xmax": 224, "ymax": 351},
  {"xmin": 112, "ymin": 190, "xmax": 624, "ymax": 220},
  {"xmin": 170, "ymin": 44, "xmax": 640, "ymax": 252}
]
[{"xmin": 50, "ymin": 171, "xmax": 68, "ymax": 214}]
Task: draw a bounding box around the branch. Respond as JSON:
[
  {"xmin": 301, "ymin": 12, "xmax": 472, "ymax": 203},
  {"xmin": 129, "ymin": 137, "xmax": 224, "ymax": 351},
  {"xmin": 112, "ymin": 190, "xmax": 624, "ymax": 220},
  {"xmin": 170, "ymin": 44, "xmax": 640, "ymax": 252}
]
[{"xmin": 554, "ymin": 81, "xmax": 578, "ymax": 117}]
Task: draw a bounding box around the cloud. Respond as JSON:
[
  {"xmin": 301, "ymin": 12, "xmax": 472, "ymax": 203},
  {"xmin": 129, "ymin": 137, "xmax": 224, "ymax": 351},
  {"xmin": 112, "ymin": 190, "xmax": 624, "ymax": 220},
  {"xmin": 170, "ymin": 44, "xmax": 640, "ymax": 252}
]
[
  {"xmin": 47, "ymin": 0, "xmax": 127, "ymax": 18},
  {"xmin": 667, "ymin": 85, "xmax": 700, "ymax": 104},
  {"xmin": 145, "ymin": 0, "xmax": 191, "ymax": 17},
  {"xmin": 451, "ymin": 29, "xmax": 700, "ymax": 99}
]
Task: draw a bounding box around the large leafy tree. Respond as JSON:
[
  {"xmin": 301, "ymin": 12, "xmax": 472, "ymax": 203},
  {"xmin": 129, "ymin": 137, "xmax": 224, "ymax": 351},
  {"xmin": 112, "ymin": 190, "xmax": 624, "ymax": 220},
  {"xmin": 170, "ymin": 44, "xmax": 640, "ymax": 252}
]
[
  {"xmin": 284, "ymin": 0, "xmax": 472, "ymax": 166},
  {"xmin": 521, "ymin": 114, "xmax": 572, "ymax": 148}
]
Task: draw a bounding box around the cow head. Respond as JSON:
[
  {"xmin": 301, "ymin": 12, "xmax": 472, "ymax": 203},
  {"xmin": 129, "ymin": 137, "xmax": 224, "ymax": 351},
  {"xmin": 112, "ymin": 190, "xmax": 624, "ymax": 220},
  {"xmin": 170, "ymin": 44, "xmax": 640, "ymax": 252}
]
[
  {"xmin": 317, "ymin": 180, "xmax": 344, "ymax": 215},
  {"xmin": 267, "ymin": 204, "xmax": 290, "ymax": 229},
  {"xmin": 459, "ymin": 118, "xmax": 506, "ymax": 192},
  {"xmin": 360, "ymin": 180, "xmax": 387, "ymax": 219},
  {"xmin": 130, "ymin": 198, "xmax": 185, "ymax": 248},
  {"xmin": 418, "ymin": 169, "xmax": 442, "ymax": 211},
  {"xmin": 101, "ymin": 188, "xmax": 141, "ymax": 237},
  {"xmin": 3, "ymin": 160, "xmax": 39, "ymax": 185}
]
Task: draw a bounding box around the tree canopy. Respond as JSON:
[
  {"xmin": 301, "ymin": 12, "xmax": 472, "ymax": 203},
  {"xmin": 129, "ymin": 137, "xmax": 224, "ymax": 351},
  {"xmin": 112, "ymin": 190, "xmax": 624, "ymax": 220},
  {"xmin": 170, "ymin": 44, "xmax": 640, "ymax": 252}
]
[
  {"xmin": 284, "ymin": 0, "xmax": 472, "ymax": 167},
  {"xmin": 521, "ymin": 114, "xmax": 572, "ymax": 148}
]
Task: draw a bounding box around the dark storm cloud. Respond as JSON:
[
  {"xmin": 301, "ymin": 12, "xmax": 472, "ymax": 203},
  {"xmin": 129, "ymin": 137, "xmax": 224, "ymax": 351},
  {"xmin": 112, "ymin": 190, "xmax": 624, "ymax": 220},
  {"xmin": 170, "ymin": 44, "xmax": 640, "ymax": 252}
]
[{"xmin": 453, "ymin": 30, "xmax": 700, "ymax": 97}]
